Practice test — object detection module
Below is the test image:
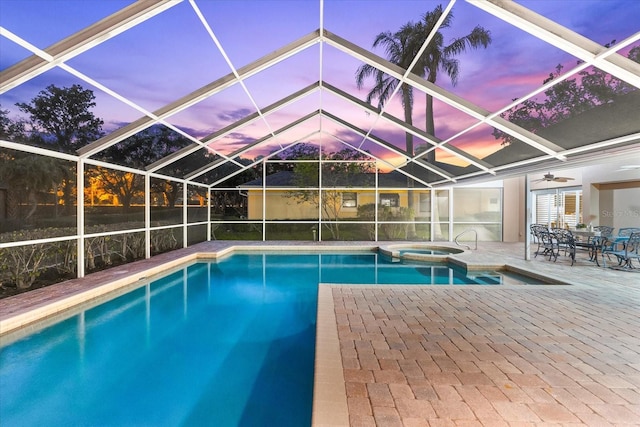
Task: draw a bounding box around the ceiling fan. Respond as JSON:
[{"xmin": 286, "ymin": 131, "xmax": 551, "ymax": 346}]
[{"xmin": 533, "ymin": 172, "xmax": 575, "ymax": 183}]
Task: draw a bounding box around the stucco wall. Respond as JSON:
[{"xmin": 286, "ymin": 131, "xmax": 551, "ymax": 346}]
[
  {"xmin": 247, "ymin": 190, "xmax": 377, "ymax": 220},
  {"xmin": 502, "ymin": 177, "xmax": 525, "ymax": 242},
  {"xmin": 246, "ymin": 189, "xmax": 425, "ymax": 220},
  {"xmin": 581, "ymin": 157, "xmax": 640, "ymax": 232},
  {"xmin": 608, "ymin": 187, "xmax": 640, "ymax": 229}
]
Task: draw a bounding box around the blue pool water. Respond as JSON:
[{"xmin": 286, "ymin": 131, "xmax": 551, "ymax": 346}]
[
  {"xmin": 398, "ymin": 248, "xmax": 451, "ymax": 255},
  {"xmin": 0, "ymin": 252, "xmax": 507, "ymax": 426}
]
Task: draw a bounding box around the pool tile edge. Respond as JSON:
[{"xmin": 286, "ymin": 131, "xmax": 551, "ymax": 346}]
[
  {"xmin": 0, "ymin": 242, "xmax": 377, "ymax": 336},
  {"xmin": 312, "ymin": 285, "xmax": 349, "ymax": 427},
  {"xmin": 0, "ymin": 253, "xmax": 200, "ymax": 335}
]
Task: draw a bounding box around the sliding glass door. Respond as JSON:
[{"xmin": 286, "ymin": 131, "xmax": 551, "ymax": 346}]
[{"xmin": 533, "ymin": 187, "xmax": 582, "ymax": 228}]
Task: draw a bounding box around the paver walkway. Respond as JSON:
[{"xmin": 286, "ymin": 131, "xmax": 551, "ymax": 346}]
[
  {"xmin": 330, "ymin": 243, "xmax": 640, "ymax": 426},
  {"xmin": 334, "ymin": 285, "xmax": 640, "ymax": 426}
]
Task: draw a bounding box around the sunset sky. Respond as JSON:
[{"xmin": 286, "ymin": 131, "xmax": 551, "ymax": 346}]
[{"xmin": 1, "ymin": 0, "xmax": 639, "ymax": 168}]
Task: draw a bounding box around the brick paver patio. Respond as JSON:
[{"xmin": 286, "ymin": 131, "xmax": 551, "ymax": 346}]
[
  {"xmin": 333, "ymin": 284, "xmax": 640, "ymax": 426},
  {"xmin": 328, "ymin": 243, "xmax": 640, "ymax": 426}
]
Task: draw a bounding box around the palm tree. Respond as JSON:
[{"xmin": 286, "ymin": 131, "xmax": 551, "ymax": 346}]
[
  {"xmin": 356, "ymin": 24, "xmax": 422, "ymax": 239},
  {"xmin": 357, "ymin": 5, "xmax": 491, "ymax": 161},
  {"xmin": 413, "ymin": 5, "xmax": 491, "ymax": 161},
  {"xmin": 356, "ymin": 23, "xmax": 418, "ymax": 159},
  {"xmin": 356, "ymin": 6, "xmax": 490, "ymax": 239}
]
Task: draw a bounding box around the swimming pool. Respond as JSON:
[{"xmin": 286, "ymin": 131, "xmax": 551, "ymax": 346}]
[{"xmin": 0, "ymin": 251, "xmax": 544, "ymax": 426}]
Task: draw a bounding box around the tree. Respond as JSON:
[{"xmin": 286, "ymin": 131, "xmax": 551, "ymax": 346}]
[
  {"xmin": 283, "ymin": 144, "xmax": 374, "ymax": 240},
  {"xmin": 494, "ymin": 45, "xmax": 640, "ymax": 146},
  {"xmin": 0, "ymin": 108, "xmax": 66, "ymax": 222},
  {"xmin": 356, "ymin": 23, "xmax": 417, "ymax": 160},
  {"xmin": 357, "ymin": 5, "xmax": 491, "ymax": 158},
  {"xmin": 174, "ymin": 144, "xmax": 261, "ymax": 218},
  {"xmin": 16, "ymin": 84, "xmax": 104, "ymax": 214},
  {"xmin": 16, "ymin": 84, "xmax": 104, "ymax": 153},
  {"xmin": 96, "ymin": 125, "xmax": 197, "ymax": 212},
  {"xmin": 0, "ymin": 107, "xmax": 27, "ymax": 142},
  {"xmin": 356, "ymin": 24, "xmax": 423, "ymax": 238},
  {"xmin": 268, "ymin": 143, "xmax": 320, "ymax": 174},
  {"xmin": 581, "ymin": 44, "xmax": 639, "ymax": 105},
  {"xmin": 412, "ymin": 5, "xmax": 491, "ymax": 156},
  {"xmin": 0, "ymin": 150, "xmax": 66, "ymax": 222},
  {"xmin": 356, "ymin": 5, "xmax": 490, "ymax": 238}
]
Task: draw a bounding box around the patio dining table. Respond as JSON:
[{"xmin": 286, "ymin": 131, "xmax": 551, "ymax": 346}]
[
  {"xmin": 572, "ymin": 229, "xmax": 604, "ymax": 264},
  {"xmin": 571, "ymin": 229, "xmax": 601, "ymax": 238}
]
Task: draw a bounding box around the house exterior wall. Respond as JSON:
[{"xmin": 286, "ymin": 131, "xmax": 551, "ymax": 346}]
[
  {"xmin": 245, "ymin": 187, "xmax": 503, "ymax": 241},
  {"xmin": 246, "ymin": 189, "xmax": 429, "ymax": 220},
  {"xmin": 503, "ymin": 177, "xmax": 525, "ymax": 242},
  {"xmin": 606, "ymin": 187, "xmax": 640, "ymax": 229},
  {"xmin": 580, "ymin": 159, "xmax": 640, "ymax": 232},
  {"xmin": 451, "ymin": 185, "xmax": 503, "ymax": 242},
  {"xmin": 514, "ymin": 157, "xmax": 640, "ymax": 242},
  {"xmin": 246, "ymin": 191, "xmax": 325, "ymax": 220}
]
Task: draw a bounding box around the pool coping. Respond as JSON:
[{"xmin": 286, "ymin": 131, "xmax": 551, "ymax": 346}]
[
  {"xmin": 1, "ymin": 242, "xmax": 578, "ymax": 334},
  {"xmin": 379, "ymin": 243, "xmax": 467, "ymax": 262},
  {"xmin": 313, "ymin": 285, "xmax": 349, "ymax": 426},
  {"xmin": 0, "ymin": 244, "xmax": 379, "ymax": 334},
  {"xmin": 0, "ymin": 242, "xmax": 579, "ymax": 427}
]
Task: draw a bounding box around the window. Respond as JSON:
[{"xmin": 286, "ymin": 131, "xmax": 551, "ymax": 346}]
[
  {"xmin": 379, "ymin": 193, "xmax": 399, "ymax": 207},
  {"xmin": 342, "ymin": 192, "xmax": 357, "ymax": 208}
]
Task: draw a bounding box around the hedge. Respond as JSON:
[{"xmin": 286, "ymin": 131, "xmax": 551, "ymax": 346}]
[{"xmin": 0, "ymin": 224, "xmax": 179, "ymax": 290}]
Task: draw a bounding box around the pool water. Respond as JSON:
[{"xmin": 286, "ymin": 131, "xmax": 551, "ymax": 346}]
[
  {"xmin": 398, "ymin": 248, "xmax": 451, "ymax": 255},
  {"xmin": 1, "ymin": 252, "xmax": 519, "ymax": 426}
]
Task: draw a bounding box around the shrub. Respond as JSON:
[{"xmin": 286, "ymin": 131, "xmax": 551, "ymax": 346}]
[
  {"xmin": 357, "ymin": 204, "xmax": 413, "ymax": 240},
  {"xmin": 0, "ymin": 242, "xmax": 48, "ymax": 289},
  {"xmin": 0, "ymin": 224, "xmax": 180, "ymax": 291}
]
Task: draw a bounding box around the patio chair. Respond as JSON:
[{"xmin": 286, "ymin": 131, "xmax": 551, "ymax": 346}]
[
  {"xmin": 552, "ymin": 229, "xmax": 576, "ymax": 265},
  {"xmin": 536, "ymin": 229, "xmax": 561, "ymax": 261},
  {"xmin": 601, "ymin": 227, "xmax": 640, "ymax": 263},
  {"xmin": 602, "ymin": 231, "xmax": 640, "ymax": 269},
  {"xmin": 531, "ymin": 224, "xmax": 549, "ymax": 257},
  {"xmin": 594, "ymin": 226, "xmax": 615, "ymax": 237},
  {"xmin": 618, "ymin": 227, "xmax": 640, "ymax": 236}
]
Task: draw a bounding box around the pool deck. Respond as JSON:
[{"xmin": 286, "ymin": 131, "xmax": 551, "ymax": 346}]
[{"xmin": 1, "ymin": 241, "xmax": 639, "ymax": 426}]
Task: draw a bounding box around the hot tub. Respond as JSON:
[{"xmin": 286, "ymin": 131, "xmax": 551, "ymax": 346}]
[{"xmin": 379, "ymin": 244, "xmax": 466, "ymax": 262}]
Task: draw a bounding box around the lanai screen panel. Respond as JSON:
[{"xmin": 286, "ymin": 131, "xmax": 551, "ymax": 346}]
[{"xmin": 1, "ymin": 0, "xmax": 639, "ymax": 187}]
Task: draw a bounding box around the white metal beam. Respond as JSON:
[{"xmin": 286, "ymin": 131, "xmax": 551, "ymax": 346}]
[
  {"xmin": 77, "ymin": 30, "xmax": 320, "ymax": 158},
  {"xmin": 323, "ymin": 29, "xmax": 567, "ymax": 162},
  {"xmin": 0, "ymin": 0, "xmax": 183, "ymax": 94},
  {"xmin": 207, "ymin": 134, "xmax": 318, "ymax": 188},
  {"xmin": 321, "ymin": 82, "xmax": 493, "ymax": 173},
  {"xmin": 146, "ymin": 83, "xmax": 321, "ymax": 172},
  {"xmin": 185, "ymin": 111, "xmax": 321, "ymax": 181},
  {"xmin": 323, "ymin": 131, "xmax": 434, "ymax": 188},
  {"xmin": 468, "ymin": 0, "xmax": 640, "ymax": 89},
  {"xmin": 320, "ymin": 110, "xmax": 456, "ymax": 182}
]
